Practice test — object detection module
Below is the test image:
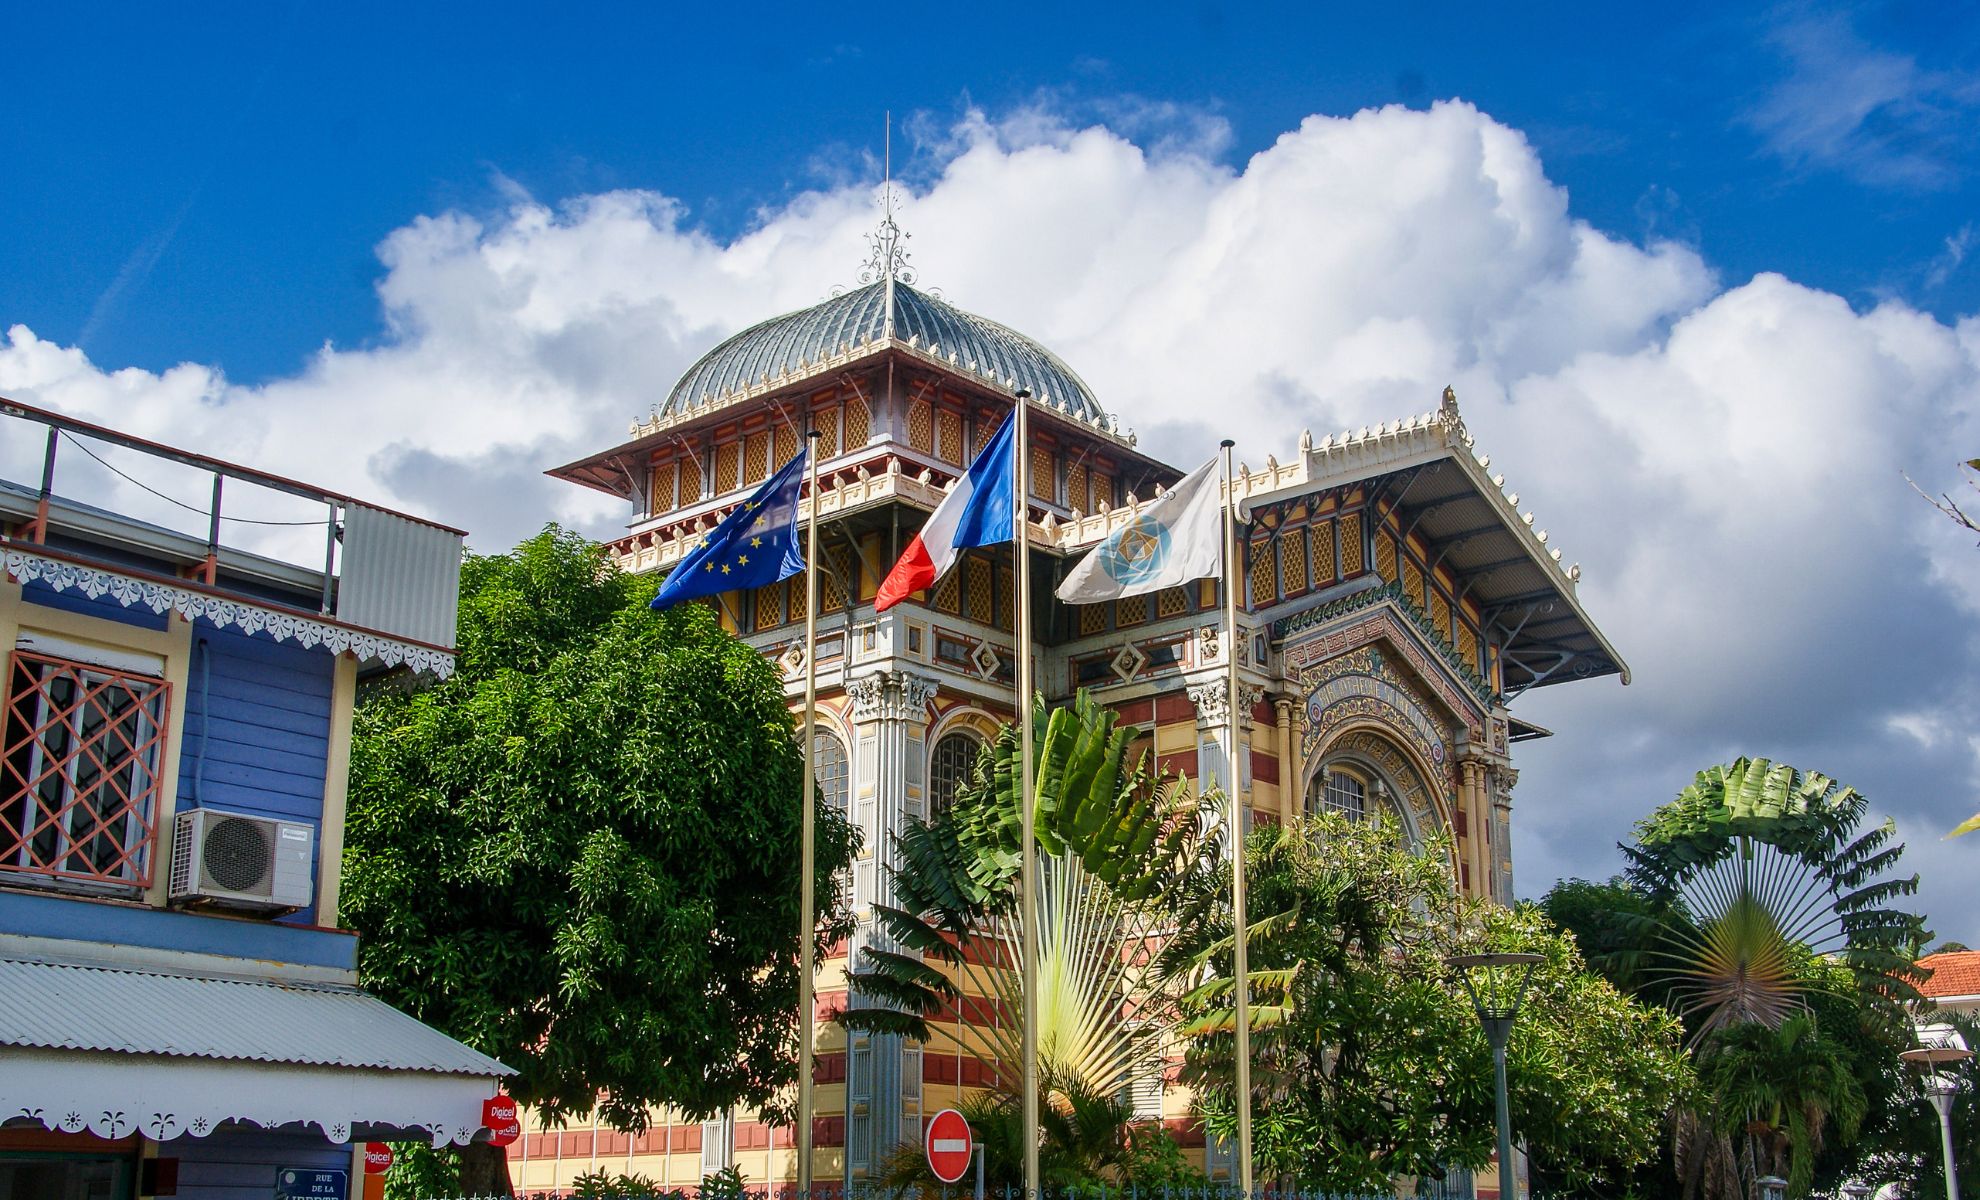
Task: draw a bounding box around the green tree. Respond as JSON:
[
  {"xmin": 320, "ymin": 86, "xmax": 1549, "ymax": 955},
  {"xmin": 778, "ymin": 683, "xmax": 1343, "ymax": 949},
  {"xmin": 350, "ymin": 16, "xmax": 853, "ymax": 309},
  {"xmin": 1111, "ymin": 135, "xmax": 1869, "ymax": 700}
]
[
  {"xmin": 344, "ymin": 528, "xmax": 857, "ymax": 1195},
  {"xmin": 1698, "ymin": 1013, "xmax": 1868, "ymax": 1195},
  {"xmin": 1166, "ymin": 818, "xmax": 1693, "ymax": 1193}
]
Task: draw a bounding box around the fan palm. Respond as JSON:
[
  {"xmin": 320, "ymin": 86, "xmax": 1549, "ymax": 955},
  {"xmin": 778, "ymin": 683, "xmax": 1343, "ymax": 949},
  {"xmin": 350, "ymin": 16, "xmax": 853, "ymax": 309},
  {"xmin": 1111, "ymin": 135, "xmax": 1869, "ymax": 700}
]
[
  {"xmin": 838, "ymin": 690, "xmax": 1216, "ymax": 1102},
  {"xmin": 1625, "ymin": 758, "xmax": 1927, "ymax": 1035}
]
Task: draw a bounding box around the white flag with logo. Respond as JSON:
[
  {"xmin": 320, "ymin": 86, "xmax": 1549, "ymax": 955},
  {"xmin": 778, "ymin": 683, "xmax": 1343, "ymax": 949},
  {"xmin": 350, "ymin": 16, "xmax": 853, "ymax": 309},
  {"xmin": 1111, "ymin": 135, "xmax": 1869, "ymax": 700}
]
[{"xmin": 1057, "ymin": 456, "xmax": 1227, "ymax": 602}]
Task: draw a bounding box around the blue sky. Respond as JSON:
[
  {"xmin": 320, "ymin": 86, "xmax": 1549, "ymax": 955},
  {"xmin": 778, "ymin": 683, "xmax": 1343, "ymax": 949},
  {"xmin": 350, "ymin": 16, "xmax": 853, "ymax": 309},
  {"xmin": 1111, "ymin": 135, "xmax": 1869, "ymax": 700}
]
[
  {"xmin": 5, "ymin": 2, "xmax": 1980, "ymax": 940},
  {"xmin": 7, "ymin": 2, "xmax": 1978, "ymax": 384}
]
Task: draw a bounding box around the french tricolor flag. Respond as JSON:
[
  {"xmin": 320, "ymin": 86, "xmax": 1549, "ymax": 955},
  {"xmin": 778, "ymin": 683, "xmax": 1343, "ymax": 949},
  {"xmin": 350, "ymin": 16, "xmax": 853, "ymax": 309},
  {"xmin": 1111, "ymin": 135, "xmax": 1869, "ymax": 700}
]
[{"xmin": 876, "ymin": 412, "xmax": 1017, "ymax": 611}]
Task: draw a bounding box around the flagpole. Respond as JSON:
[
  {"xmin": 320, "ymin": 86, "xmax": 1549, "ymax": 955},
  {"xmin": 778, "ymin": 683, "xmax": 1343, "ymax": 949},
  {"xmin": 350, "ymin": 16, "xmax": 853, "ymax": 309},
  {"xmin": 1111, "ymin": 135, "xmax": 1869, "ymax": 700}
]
[
  {"xmin": 1014, "ymin": 388, "xmax": 1040, "ymax": 1200},
  {"xmin": 797, "ymin": 431, "xmax": 822, "ymax": 1200},
  {"xmin": 1220, "ymin": 438, "xmax": 1254, "ymax": 1198}
]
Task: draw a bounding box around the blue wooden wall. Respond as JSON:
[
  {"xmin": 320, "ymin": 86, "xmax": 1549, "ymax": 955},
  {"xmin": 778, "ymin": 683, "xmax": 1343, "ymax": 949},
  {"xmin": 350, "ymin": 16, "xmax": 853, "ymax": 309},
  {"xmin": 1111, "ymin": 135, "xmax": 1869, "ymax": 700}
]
[
  {"xmin": 169, "ymin": 1125, "xmax": 352, "ymax": 1200},
  {"xmin": 19, "ymin": 577, "xmax": 170, "ymax": 631},
  {"xmin": 177, "ymin": 621, "xmax": 334, "ymax": 925}
]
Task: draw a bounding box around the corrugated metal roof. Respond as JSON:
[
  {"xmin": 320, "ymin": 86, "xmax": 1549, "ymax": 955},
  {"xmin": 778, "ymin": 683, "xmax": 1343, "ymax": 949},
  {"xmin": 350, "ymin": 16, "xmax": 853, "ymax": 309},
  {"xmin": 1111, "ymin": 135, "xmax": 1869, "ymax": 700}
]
[
  {"xmin": 0, "ymin": 955, "xmax": 508, "ymax": 1076},
  {"xmin": 662, "ymin": 280, "xmax": 1105, "ymax": 421}
]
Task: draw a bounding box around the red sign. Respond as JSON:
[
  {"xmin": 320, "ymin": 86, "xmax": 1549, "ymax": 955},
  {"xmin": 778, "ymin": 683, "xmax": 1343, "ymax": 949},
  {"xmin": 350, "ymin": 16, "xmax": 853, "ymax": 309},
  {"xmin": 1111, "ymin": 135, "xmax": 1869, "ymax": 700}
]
[
  {"xmin": 483, "ymin": 1096, "xmax": 522, "ymax": 1147},
  {"xmin": 363, "ymin": 1143, "xmax": 394, "ymax": 1174},
  {"xmin": 924, "ymin": 1108, "xmax": 972, "ymax": 1183}
]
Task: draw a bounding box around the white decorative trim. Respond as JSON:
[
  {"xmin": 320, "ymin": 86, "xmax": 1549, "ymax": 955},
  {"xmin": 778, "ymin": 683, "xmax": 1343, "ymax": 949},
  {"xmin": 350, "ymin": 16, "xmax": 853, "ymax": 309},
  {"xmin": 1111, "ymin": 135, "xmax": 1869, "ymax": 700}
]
[
  {"xmin": 2, "ymin": 1047, "xmax": 493, "ymax": 1146},
  {"xmin": 3, "ymin": 549, "xmax": 455, "ymax": 679}
]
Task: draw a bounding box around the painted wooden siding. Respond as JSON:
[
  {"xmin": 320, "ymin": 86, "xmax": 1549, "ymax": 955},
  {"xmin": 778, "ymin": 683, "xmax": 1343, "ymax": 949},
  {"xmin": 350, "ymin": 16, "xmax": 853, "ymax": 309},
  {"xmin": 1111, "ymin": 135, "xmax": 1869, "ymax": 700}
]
[
  {"xmin": 176, "ymin": 622, "xmax": 334, "ymax": 923},
  {"xmin": 169, "ymin": 1126, "xmax": 350, "ymax": 1200}
]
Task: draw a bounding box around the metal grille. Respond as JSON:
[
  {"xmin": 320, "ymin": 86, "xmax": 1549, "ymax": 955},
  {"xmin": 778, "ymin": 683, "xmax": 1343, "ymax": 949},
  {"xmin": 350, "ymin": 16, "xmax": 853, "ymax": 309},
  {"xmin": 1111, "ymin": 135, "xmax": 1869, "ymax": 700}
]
[
  {"xmin": 753, "ymin": 582, "xmax": 784, "ymax": 631},
  {"xmin": 202, "ymin": 815, "xmax": 271, "ymax": 892},
  {"xmin": 1375, "ymin": 532, "xmax": 1399, "ymax": 583},
  {"xmin": 1093, "ymin": 472, "xmax": 1114, "ymax": 512},
  {"xmin": 775, "ymin": 423, "xmax": 798, "ymax": 468},
  {"xmin": 1431, "ymin": 590, "xmax": 1452, "ymax": 638},
  {"xmin": 2, "ymin": 650, "xmax": 169, "ymax": 888},
  {"xmin": 1403, "ymin": 556, "xmax": 1424, "ymax": 606},
  {"xmin": 1117, "ymin": 594, "xmax": 1148, "ymax": 627},
  {"xmin": 1458, "ymin": 622, "xmax": 1479, "ymax": 670},
  {"xmin": 1157, "ymin": 587, "xmax": 1188, "ymax": 619},
  {"xmin": 933, "ymin": 569, "xmax": 961, "ymax": 614},
  {"xmin": 1313, "ymin": 520, "xmax": 1337, "ymax": 582},
  {"xmin": 1341, "ymin": 512, "xmax": 1364, "ymax": 575},
  {"xmin": 929, "ymin": 733, "xmax": 982, "ymax": 817},
  {"xmin": 907, "ymin": 398, "xmax": 933, "ymax": 453},
  {"xmin": 814, "ymin": 409, "xmax": 840, "ymax": 458}
]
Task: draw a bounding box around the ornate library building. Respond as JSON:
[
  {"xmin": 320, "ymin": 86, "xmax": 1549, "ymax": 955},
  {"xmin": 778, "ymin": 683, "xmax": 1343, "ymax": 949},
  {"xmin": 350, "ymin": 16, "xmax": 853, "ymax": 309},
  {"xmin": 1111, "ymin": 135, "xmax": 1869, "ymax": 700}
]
[{"xmin": 516, "ymin": 235, "xmax": 1626, "ymax": 1193}]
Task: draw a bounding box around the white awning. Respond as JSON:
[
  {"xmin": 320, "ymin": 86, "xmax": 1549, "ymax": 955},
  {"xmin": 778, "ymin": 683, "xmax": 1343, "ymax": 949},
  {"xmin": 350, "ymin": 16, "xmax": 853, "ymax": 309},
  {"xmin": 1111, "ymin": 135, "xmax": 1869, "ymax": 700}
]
[{"xmin": 0, "ymin": 954, "xmax": 509, "ymax": 1146}]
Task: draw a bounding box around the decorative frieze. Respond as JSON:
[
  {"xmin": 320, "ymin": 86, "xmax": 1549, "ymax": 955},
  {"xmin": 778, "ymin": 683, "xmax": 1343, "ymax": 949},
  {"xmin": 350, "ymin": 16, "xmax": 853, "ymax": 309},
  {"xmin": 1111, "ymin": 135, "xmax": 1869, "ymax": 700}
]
[
  {"xmin": 1186, "ymin": 679, "xmax": 1264, "ymax": 729},
  {"xmin": 847, "ymin": 669, "xmax": 939, "ymax": 722}
]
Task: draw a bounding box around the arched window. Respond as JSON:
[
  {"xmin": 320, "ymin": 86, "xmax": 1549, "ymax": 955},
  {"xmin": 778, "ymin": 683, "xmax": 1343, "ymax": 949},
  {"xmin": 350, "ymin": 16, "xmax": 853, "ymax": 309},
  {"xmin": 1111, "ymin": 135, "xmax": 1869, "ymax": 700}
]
[
  {"xmin": 812, "ymin": 730, "xmax": 849, "ymax": 813},
  {"xmin": 929, "ymin": 732, "xmax": 983, "ymax": 817},
  {"xmin": 1309, "ymin": 767, "xmax": 1367, "ymax": 822}
]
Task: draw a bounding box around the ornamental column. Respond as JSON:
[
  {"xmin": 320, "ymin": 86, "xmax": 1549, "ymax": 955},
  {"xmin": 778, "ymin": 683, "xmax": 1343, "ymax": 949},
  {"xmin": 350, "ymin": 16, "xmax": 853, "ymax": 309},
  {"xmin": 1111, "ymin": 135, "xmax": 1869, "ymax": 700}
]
[
  {"xmin": 1274, "ymin": 697, "xmax": 1297, "ymax": 824},
  {"xmin": 842, "ymin": 668, "xmax": 938, "ymax": 1180},
  {"xmin": 1489, "ymin": 765, "xmax": 1518, "ymax": 903}
]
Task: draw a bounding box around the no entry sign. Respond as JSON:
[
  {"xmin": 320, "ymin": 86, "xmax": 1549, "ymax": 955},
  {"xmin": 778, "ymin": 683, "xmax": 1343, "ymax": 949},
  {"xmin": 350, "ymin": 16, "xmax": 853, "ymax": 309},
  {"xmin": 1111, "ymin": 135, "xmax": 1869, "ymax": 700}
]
[{"xmin": 924, "ymin": 1108, "xmax": 972, "ymax": 1183}]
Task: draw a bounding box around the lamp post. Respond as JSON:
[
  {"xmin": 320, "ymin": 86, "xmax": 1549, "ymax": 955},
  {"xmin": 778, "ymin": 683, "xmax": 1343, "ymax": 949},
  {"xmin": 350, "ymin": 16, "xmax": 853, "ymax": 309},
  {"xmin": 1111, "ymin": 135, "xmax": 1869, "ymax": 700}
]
[
  {"xmin": 1755, "ymin": 1176, "xmax": 1787, "ymax": 1200},
  {"xmin": 1839, "ymin": 1182, "xmax": 1875, "ymax": 1200},
  {"xmin": 1447, "ymin": 952, "xmax": 1544, "ymax": 1200},
  {"xmin": 1901, "ymin": 1039, "xmax": 1973, "ymax": 1200}
]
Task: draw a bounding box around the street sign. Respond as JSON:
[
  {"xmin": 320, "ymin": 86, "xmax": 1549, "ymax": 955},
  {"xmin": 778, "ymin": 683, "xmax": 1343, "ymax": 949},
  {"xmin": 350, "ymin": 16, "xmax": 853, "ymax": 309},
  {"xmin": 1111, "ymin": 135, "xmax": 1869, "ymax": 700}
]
[
  {"xmin": 362, "ymin": 1144, "xmax": 393, "ymax": 1175},
  {"xmin": 483, "ymin": 1095, "xmax": 521, "ymax": 1147},
  {"xmin": 273, "ymin": 1167, "xmax": 348, "ymax": 1199},
  {"xmin": 924, "ymin": 1108, "xmax": 972, "ymax": 1183}
]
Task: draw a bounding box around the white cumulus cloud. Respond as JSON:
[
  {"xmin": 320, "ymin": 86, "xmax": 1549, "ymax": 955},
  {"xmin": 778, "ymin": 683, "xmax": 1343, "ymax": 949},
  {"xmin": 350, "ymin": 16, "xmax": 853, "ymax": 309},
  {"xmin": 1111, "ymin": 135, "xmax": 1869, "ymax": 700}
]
[{"xmin": 5, "ymin": 99, "xmax": 1979, "ymax": 938}]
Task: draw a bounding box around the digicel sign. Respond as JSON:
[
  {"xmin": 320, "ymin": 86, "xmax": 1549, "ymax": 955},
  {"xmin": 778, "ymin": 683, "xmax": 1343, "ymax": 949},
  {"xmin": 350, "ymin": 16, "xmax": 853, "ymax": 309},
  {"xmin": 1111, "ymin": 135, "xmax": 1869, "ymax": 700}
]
[
  {"xmin": 483, "ymin": 1096, "xmax": 521, "ymax": 1147},
  {"xmin": 363, "ymin": 1143, "xmax": 394, "ymax": 1174}
]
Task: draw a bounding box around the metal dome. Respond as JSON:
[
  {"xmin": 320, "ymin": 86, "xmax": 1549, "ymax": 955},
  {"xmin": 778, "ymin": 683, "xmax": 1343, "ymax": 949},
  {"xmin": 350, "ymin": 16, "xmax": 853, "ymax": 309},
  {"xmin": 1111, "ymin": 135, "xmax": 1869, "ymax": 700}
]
[{"xmin": 661, "ymin": 280, "xmax": 1106, "ymax": 422}]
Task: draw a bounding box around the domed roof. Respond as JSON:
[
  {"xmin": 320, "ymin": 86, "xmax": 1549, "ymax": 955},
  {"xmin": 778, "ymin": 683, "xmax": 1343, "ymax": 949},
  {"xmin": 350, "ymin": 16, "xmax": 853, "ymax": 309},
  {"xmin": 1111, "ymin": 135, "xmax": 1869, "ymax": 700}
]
[{"xmin": 662, "ymin": 280, "xmax": 1107, "ymax": 423}]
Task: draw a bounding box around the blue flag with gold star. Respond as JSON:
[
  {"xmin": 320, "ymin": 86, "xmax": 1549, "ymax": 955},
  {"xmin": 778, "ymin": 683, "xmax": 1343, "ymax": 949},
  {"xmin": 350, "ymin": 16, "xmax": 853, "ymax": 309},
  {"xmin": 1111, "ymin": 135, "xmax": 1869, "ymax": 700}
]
[{"xmin": 650, "ymin": 448, "xmax": 808, "ymax": 610}]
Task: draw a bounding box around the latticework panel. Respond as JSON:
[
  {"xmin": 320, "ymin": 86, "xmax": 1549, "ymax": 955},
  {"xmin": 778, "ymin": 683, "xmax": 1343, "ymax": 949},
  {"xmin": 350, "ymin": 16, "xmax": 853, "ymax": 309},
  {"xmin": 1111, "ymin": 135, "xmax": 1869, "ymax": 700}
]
[
  {"xmin": 996, "ymin": 558, "xmax": 1014, "ymax": 631},
  {"xmin": 715, "ymin": 441, "xmax": 741, "ymax": 494},
  {"xmin": 744, "ymin": 431, "xmax": 771, "ymax": 486},
  {"xmin": 1066, "ymin": 460, "xmax": 1090, "ymax": 514},
  {"xmin": 822, "ymin": 543, "xmax": 854, "ymax": 612},
  {"xmin": 1093, "ymin": 472, "xmax": 1115, "ymax": 511},
  {"xmin": 907, "ymin": 398, "xmax": 933, "ymax": 454},
  {"xmin": 1030, "ymin": 446, "xmax": 1053, "ymax": 500},
  {"xmin": 843, "ymin": 396, "xmax": 870, "ymax": 448},
  {"xmin": 650, "ymin": 460, "xmax": 678, "ymax": 516},
  {"xmin": 1249, "ymin": 540, "xmax": 1276, "ymax": 608},
  {"xmin": 1157, "ymin": 587, "xmax": 1188, "ymax": 619},
  {"xmin": 1079, "ymin": 602, "xmax": 1107, "ymax": 637},
  {"xmin": 1281, "ymin": 528, "xmax": 1308, "ymax": 594},
  {"xmin": 1402, "ymin": 557, "xmax": 1423, "ymax": 606},
  {"xmin": 1341, "ymin": 513, "xmax": 1364, "ymax": 575},
  {"xmin": 936, "ymin": 409, "xmax": 963, "ymax": 464},
  {"xmin": 965, "ymin": 556, "xmax": 994, "ymax": 625},
  {"xmin": 1430, "ymin": 590, "xmax": 1451, "ymax": 637},
  {"xmin": 1, "ymin": 651, "xmax": 169, "ymax": 887},
  {"xmin": 753, "ymin": 583, "xmax": 784, "ymax": 631},
  {"xmin": 1312, "ymin": 520, "xmax": 1336, "ymax": 583},
  {"xmin": 933, "ymin": 569, "xmax": 962, "ymax": 614},
  {"xmin": 1117, "ymin": 595, "xmax": 1148, "ymax": 627},
  {"xmin": 1374, "ymin": 532, "xmax": 1398, "ymax": 583},
  {"xmin": 814, "ymin": 410, "xmax": 840, "ymax": 458},
  {"xmin": 775, "ymin": 423, "xmax": 798, "ymax": 469},
  {"xmin": 679, "ymin": 452, "xmax": 703, "ymax": 504},
  {"xmin": 1458, "ymin": 623, "xmax": 1480, "ymax": 672}
]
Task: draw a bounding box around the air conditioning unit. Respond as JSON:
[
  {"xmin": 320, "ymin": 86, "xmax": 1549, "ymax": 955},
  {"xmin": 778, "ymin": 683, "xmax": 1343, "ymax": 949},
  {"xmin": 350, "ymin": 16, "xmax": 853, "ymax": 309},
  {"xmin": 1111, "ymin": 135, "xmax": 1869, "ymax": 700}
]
[{"xmin": 169, "ymin": 808, "xmax": 314, "ymax": 913}]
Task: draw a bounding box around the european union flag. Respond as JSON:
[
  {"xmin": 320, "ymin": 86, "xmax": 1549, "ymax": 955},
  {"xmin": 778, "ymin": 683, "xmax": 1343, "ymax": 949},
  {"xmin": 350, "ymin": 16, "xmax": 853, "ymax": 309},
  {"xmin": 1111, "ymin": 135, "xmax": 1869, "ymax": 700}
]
[{"xmin": 650, "ymin": 448, "xmax": 808, "ymax": 610}]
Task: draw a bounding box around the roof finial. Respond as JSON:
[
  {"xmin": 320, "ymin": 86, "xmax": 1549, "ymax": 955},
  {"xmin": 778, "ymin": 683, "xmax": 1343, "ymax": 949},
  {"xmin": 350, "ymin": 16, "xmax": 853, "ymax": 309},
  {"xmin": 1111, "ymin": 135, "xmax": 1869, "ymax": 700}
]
[{"xmin": 859, "ymin": 110, "xmax": 916, "ymax": 300}]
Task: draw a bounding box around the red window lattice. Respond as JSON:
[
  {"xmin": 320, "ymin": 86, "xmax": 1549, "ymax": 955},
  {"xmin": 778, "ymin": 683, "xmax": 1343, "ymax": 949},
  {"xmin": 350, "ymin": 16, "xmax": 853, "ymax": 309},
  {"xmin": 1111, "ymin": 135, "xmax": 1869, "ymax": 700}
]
[{"xmin": 1, "ymin": 650, "xmax": 170, "ymax": 888}]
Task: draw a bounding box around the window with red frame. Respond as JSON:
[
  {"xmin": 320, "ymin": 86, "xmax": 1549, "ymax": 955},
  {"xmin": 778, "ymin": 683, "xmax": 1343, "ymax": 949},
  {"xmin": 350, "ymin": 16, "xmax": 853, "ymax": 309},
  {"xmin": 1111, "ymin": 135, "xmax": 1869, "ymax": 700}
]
[{"xmin": 2, "ymin": 649, "xmax": 170, "ymax": 889}]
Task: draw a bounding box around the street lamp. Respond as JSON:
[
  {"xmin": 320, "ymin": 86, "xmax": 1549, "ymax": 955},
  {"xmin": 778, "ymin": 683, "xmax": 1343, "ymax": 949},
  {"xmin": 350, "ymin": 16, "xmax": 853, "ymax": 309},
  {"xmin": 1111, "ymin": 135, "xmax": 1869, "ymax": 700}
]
[
  {"xmin": 1755, "ymin": 1176, "xmax": 1787, "ymax": 1200},
  {"xmin": 1448, "ymin": 952, "xmax": 1544, "ymax": 1200},
  {"xmin": 1839, "ymin": 1182, "xmax": 1875, "ymax": 1200},
  {"xmin": 1901, "ymin": 1032, "xmax": 1972, "ymax": 1200}
]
